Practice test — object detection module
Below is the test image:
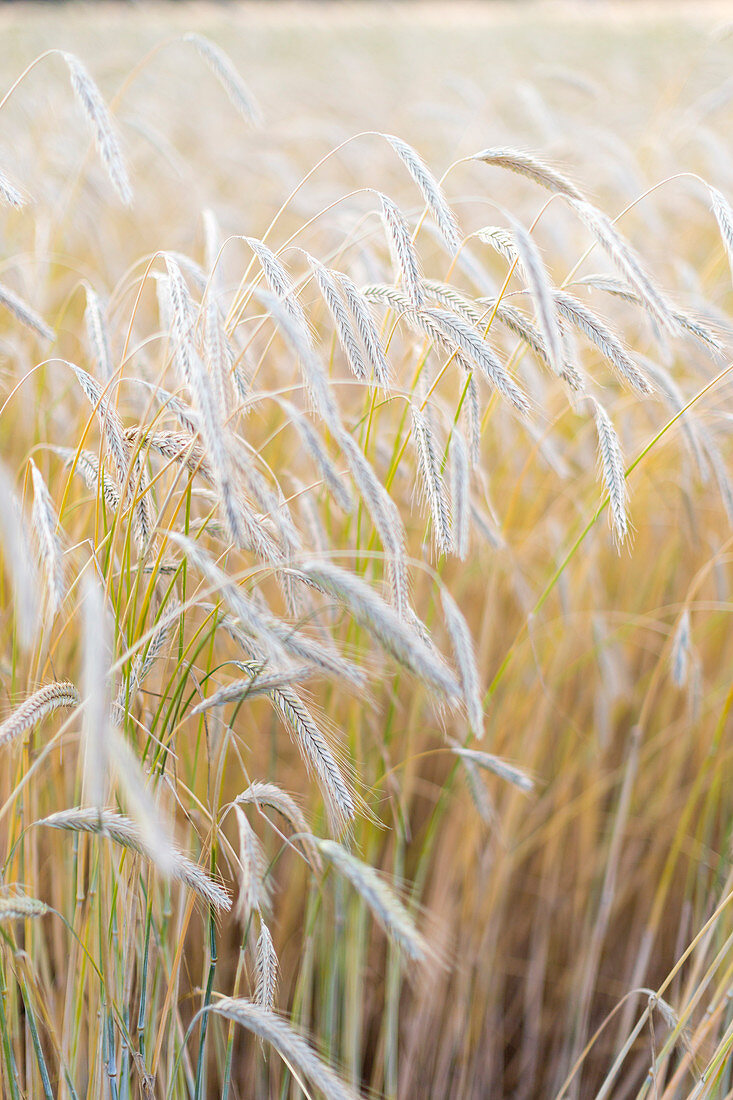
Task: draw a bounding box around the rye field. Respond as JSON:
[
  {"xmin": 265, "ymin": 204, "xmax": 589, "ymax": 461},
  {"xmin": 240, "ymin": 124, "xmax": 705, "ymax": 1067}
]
[{"xmin": 0, "ymin": 2, "xmax": 732, "ymax": 1097}]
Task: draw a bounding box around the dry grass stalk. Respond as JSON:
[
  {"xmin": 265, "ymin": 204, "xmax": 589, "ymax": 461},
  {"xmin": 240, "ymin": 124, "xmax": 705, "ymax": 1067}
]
[{"xmin": 81, "ymin": 574, "xmax": 112, "ymax": 813}]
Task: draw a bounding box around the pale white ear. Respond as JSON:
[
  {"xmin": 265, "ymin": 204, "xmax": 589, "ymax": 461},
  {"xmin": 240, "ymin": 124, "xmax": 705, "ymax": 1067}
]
[
  {"xmin": 63, "ymin": 50, "xmax": 133, "ymax": 205},
  {"xmin": 0, "ymin": 462, "xmax": 40, "ymax": 650}
]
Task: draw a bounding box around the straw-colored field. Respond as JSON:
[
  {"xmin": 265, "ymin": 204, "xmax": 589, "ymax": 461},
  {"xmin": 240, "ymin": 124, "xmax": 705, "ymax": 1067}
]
[{"xmin": 0, "ymin": 3, "xmax": 732, "ymax": 1098}]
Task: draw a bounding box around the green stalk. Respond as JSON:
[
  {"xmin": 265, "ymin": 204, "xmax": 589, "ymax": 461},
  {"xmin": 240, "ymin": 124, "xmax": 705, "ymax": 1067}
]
[
  {"xmin": 18, "ymin": 972, "xmax": 53, "ymax": 1100},
  {"xmin": 193, "ymin": 907, "xmax": 218, "ymax": 1100}
]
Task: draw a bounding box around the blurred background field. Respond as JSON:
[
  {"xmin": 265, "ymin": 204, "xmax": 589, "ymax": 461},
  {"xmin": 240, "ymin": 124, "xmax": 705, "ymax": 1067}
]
[{"xmin": 0, "ymin": 3, "xmax": 732, "ymax": 1099}]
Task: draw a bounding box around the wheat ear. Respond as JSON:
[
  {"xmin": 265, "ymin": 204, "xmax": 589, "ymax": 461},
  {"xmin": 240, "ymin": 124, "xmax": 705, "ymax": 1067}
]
[
  {"xmin": 40, "ymin": 808, "xmax": 231, "ymax": 910},
  {"xmin": 270, "ymin": 686, "xmax": 356, "ymax": 832},
  {"xmin": 451, "ymin": 747, "xmax": 535, "ymax": 792},
  {"xmin": 554, "ymin": 290, "xmax": 653, "ymax": 394},
  {"xmin": 0, "ymin": 464, "xmax": 40, "ymax": 650},
  {"xmin": 309, "ymin": 257, "xmax": 368, "ymax": 382},
  {"xmin": 165, "ymin": 256, "xmax": 244, "ymax": 547},
  {"xmin": 236, "ymin": 781, "xmax": 322, "ymax": 871},
  {"xmin": 0, "ymin": 167, "xmax": 27, "ymax": 208},
  {"xmin": 301, "ymin": 559, "xmax": 460, "ymax": 700},
  {"xmin": 55, "ymin": 446, "xmax": 121, "ymax": 511},
  {"xmin": 254, "ymin": 918, "xmax": 279, "ymax": 1011},
  {"xmin": 671, "ymin": 609, "xmax": 691, "ymax": 688},
  {"xmin": 190, "ymin": 665, "xmax": 314, "ymax": 714},
  {"xmin": 234, "ymin": 806, "xmax": 269, "ymax": 926},
  {"xmin": 449, "ymin": 429, "xmax": 471, "ymax": 560},
  {"xmin": 183, "ymin": 34, "xmax": 263, "ymax": 126},
  {"xmin": 0, "ymin": 682, "xmax": 80, "ymax": 747},
  {"xmin": 511, "ymin": 220, "xmax": 564, "ymax": 381},
  {"xmin": 569, "ymin": 199, "xmax": 677, "ymax": 334},
  {"xmin": 337, "ymin": 273, "xmax": 392, "ymax": 388},
  {"xmin": 385, "ymin": 133, "xmax": 462, "ymax": 253},
  {"xmin": 709, "ymin": 185, "xmax": 733, "ymax": 283},
  {"xmin": 589, "ymin": 397, "xmax": 628, "ymax": 544},
  {"xmin": 84, "ymin": 285, "xmax": 114, "ymax": 381},
  {"xmin": 378, "ymin": 192, "xmax": 424, "ymax": 308},
  {"xmin": 317, "ymin": 839, "xmax": 428, "ymax": 961},
  {"xmin": 473, "ymin": 146, "xmax": 587, "ymax": 203},
  {"xmin": 29, "ymin": 459, "xmax": 65, "ymax": 617},
  {"xmin": 206, "ymin": 999, "xmax": 359, "ymax": 1100},
  {"xmin": 0, "ymin": 282, "xmax": 54, "ymax": 342},
  {"xmin": 411, "ymin": 405, "xmax": 452, "ymax": 556},
  {"xmin": 62, "ymin": 52, "xmax": 132, "ymax": 205},
  {"xmin": 440, "ymin": 590, "xmax": 484, "ymax": 738},
  {"xmin": 0, "ymin": 894, "xmax": 49, "ymax": 922}
]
